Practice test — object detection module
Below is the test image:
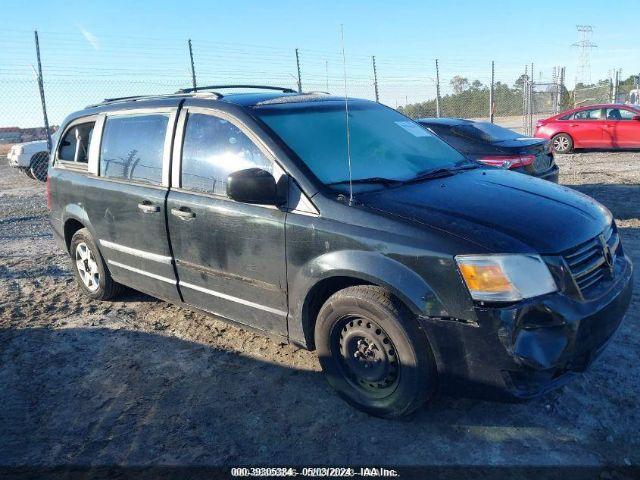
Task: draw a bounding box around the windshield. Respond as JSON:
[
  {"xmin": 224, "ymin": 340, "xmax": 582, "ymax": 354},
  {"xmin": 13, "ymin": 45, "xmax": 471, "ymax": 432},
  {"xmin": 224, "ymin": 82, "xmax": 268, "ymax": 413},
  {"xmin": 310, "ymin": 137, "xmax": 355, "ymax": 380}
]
[
  {"xmin": 254, "ymin": 101, "xmax": 468, "ymax": 186},
  {"xmin": 450, "ymin": 122, "xmax": 522, "ymax": 143}
]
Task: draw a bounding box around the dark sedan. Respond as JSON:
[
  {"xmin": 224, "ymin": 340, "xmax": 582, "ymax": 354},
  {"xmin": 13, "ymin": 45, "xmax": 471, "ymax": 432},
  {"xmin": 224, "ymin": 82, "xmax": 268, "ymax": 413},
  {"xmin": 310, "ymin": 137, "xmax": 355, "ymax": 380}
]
[{"xmin": 418, "ymin": 118, "xmax": 559, "ymax": 182}]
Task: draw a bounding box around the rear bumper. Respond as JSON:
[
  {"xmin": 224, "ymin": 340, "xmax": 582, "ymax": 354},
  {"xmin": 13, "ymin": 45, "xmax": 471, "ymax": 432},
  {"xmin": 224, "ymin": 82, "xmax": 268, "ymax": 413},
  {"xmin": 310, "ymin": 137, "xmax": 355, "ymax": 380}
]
[
  {"xmin": 535, "ymin": 163, "xmax": 559, "ymax": 182},
  {"xmin": 423, "ymin": 254, "xmax": 633, "ymax": 400}
]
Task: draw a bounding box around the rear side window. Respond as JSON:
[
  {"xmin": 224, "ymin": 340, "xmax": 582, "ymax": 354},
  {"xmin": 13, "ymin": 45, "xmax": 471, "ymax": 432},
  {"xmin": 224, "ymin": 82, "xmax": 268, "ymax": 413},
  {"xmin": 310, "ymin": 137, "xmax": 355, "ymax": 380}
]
[
  {"xmin": 58, "ymin": 122, "xmax": 95, "ymax": 163},
  {"xmin": 605, "ymin": 108, "xmax": 636, "ymax": 120},
  {"xmin": 573, "ymin": 108, "xmax": 603, "ymax": 120},
  {"xmin": 100, "ymin": 114, "xmax": 169, "ymax": 185},
  {"xmin": 180, "ymin": 113, "xmax": 272, "ymax": 196}
]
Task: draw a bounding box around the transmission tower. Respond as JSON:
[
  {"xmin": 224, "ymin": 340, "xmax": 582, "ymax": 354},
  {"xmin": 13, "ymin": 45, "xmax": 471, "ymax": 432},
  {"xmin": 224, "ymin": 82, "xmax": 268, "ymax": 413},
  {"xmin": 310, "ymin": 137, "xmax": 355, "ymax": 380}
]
[{"xmin": 572, "ymin": 25, "xmax": 597, "ymax": 86}]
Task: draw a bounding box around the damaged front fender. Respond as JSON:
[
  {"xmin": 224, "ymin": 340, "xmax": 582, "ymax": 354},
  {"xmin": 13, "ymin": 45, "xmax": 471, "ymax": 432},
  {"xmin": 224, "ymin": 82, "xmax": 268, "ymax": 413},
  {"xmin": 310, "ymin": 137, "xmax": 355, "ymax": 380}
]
[{"xmin": 427, "ymin": 254, "xmax": 633, "ymax": 400}]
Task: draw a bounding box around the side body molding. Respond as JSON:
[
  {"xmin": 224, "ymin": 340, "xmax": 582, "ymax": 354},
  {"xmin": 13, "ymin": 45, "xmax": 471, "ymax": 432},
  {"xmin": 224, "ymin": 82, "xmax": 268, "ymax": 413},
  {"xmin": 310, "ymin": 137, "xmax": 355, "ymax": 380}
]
[{"xmin": 287, "ymin": 249, "xmax": 448, "ymax": 348}]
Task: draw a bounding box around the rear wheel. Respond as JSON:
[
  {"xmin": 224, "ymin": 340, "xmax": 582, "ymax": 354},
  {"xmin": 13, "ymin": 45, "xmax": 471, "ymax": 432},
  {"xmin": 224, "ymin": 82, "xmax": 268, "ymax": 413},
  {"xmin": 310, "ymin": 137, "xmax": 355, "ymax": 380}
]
[
  {"xmin": 551, "ymin": 133, "xmax": 573, "ymax": 154},
  {"xmin": 315, "ymin": 285, "xmax": 437, "ymax": 418},
  {"xmin": 70, "ymin": 228, "xmax": 123, "ymax": 300}
]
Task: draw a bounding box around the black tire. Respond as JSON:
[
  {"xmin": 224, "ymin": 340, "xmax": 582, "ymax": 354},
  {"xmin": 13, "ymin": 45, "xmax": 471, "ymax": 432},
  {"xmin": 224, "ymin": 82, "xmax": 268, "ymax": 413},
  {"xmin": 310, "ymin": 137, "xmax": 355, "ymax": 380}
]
[
  {"xmin": 21, "ymin": 167, "xmax": 35, "ymax": 179},
  {"xmin": 551, "ymin": 133, "xmax": 573, "ymax": 154},
  {"xmin": 315, "ymin": 285, "xmax": 437, "ymax": 418},
  {"xmin": 29, "ymin": 151, "xmax": 49, "ymax": 182},
  {"xmin": 69, "ymin": 228, "xmax": 123, "ymax": 300}
]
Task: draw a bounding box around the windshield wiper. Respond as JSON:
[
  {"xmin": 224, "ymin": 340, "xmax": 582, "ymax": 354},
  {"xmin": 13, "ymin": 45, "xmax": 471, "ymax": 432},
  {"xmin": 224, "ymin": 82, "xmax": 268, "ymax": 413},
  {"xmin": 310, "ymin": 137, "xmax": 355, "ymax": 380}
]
[
  {"xmin": 326, "ymin": 177, "xmax": 402, "ymax": 187},
  {"xmin": 403, "ymin": 163, "xmax": 478, "ymax": 185}
]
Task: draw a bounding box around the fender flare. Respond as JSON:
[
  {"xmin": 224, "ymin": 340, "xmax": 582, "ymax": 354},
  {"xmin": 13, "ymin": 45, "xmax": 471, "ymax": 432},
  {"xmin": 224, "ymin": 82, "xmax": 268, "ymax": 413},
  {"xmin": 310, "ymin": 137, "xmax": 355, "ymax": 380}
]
[
  {"xmin": 288, "ymin": 250, "xmax": 447, "ymax": 347},
  {"xmin": 61, "ymin": 204, "xmax": 99, "ymax": 251}
]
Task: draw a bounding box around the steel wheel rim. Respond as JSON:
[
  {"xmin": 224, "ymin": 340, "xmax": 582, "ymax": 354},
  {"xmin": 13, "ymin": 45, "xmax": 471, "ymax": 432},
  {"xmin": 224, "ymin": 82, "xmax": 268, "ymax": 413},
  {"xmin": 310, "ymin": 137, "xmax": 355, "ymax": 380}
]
[
  {"xmin": 554, "ymin": 136, "xmax": 569, "ymax": 152},
  {"xmin": 332, "ymin": 315, "xmax": 400, "ymax": 398},
  {"xmin": 75, "ymin": 242, "xmax": 100, "ymax": 292}
]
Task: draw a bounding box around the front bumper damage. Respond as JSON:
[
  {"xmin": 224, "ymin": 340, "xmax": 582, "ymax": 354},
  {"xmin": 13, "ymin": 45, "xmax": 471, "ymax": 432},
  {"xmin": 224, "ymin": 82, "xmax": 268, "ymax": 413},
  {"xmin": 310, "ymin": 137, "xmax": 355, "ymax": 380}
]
[{"xmin": 423, "ymin": 254, "xmax": 633, "ymax": 400}]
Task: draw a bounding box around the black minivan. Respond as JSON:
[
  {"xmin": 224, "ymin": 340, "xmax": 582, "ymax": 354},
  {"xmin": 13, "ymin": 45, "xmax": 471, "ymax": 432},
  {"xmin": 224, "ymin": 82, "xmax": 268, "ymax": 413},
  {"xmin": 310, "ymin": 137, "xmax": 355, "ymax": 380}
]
[{"xmin": 48, "ymin": 86, "xmax": 633, "ymax": 418}]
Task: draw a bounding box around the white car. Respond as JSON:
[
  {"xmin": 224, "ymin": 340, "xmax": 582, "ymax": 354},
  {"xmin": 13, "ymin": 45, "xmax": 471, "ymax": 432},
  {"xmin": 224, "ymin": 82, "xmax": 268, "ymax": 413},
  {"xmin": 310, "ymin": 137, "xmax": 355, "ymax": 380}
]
[{"xmin": 7, "ymin": 133, "xmax": 57, "ymax": 181}]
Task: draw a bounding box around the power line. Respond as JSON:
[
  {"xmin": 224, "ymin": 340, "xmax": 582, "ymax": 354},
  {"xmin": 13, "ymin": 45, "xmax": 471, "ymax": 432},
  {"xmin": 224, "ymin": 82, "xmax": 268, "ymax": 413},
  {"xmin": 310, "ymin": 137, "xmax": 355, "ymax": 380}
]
[{"xmin": 572, "ymin": 25, "xmax": 597, "ymax": 85}]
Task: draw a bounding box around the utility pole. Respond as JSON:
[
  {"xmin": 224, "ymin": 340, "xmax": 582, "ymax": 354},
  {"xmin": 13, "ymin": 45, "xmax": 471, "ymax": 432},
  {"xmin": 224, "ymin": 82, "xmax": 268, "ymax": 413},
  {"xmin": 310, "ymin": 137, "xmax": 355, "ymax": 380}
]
[
  {"xmin": 34, "ymin": 30, "xmax": 51, "ymax": 153},
  {"xmin": 325, "ymin": 60, "xmax": 329, "ymax": 92},
  {"xmin": 559, "ymin": 66, "xmax": 566, "ymax": 110},
  {"xmin": 435, "ymin": 58, "xmax": 441, "ymax": 118},
  {"xmin": 528, "ymin": 62, "xmax": 534, "ymax": 135},
  {"xmin": 188, "ymin": 39, "xmax": 197, "ymax": 90},
  {"xmin": 489, "ymin": 60, "xmax": 495, "ymax": 123},
  {"xmin": 612, "ymin": 68, "xmax": 620, "ymax": 103},
  {"xmin": 522, "ymin": 65, "xmax": 529, "ymax": 134},
  {"xmin": 572, "ymin": 25, "xmax": 597, "ymax": 85},
  {"xmin": 295, "ymin": 48, "xmax": 302, "ymax": 93},
  {"xmin": 372, "ymin": 55, "xmax": 379, "ymax": 102}
]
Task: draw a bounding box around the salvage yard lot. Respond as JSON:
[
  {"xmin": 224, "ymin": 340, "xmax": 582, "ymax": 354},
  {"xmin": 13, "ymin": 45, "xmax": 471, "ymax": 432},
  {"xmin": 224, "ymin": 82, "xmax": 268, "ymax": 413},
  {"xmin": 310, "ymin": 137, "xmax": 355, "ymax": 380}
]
[{"xmin": 0, "ymin": 152, "xmax": 638, "ymax": 467}]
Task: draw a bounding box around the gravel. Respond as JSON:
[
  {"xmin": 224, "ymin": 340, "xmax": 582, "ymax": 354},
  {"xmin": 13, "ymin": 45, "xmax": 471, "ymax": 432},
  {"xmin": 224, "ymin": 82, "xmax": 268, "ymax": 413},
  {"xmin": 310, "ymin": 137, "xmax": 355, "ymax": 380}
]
[{"xmin": 0, "ymin": 152, "xmax": 638, "ymax": 468}]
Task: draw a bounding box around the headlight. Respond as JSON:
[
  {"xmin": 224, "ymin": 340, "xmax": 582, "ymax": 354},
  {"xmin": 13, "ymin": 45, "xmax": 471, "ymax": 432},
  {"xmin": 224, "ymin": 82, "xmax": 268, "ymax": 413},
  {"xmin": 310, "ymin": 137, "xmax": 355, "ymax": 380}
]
[{"xmin": 455, "ymin": 254, "xmax": 557, "ymax": 302}]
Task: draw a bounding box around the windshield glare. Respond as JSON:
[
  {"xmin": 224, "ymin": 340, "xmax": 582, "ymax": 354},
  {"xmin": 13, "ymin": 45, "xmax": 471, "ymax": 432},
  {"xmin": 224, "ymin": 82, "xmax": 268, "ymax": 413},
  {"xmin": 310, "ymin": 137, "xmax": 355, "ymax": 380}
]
[{"xmin": 255, "ymin": 102, "xmax": 468, "ymax": 187}]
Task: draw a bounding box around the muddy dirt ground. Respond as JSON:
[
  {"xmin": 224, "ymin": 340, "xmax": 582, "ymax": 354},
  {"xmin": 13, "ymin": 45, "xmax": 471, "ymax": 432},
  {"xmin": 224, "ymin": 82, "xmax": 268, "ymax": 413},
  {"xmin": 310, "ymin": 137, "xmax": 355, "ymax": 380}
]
[{"xmin": 0, "ymin": 152, "xmax": 638, "ymax": 468}]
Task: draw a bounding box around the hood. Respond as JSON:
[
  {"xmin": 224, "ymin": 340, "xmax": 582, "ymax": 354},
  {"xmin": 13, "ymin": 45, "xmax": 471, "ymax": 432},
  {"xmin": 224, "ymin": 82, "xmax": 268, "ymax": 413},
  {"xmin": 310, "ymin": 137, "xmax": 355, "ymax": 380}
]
[
  {"xmin": 21, "ymin": 139, "xmax": 48, "ymax": 146},
  {"xmin": 15, "ymin": 139, "xmax": 48, "ymax": 151},
  {"xmin": 359, "ymin": 168, "xmax": 611, "ymax": 254}
]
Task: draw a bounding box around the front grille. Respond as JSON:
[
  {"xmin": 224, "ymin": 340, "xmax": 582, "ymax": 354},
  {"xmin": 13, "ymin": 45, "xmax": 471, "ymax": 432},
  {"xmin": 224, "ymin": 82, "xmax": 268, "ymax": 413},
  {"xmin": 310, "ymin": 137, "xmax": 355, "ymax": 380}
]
[{"xmin": 562, "ymin": 225, "xmax": 619, "ymax": 298}]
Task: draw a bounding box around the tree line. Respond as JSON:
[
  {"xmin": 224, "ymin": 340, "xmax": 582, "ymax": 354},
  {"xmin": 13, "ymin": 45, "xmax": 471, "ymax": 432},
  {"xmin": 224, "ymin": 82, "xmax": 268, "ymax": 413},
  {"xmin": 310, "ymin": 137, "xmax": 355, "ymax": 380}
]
[{"xmin": 397, "ymin": 74, "xmax": 639, "ymax": 119}]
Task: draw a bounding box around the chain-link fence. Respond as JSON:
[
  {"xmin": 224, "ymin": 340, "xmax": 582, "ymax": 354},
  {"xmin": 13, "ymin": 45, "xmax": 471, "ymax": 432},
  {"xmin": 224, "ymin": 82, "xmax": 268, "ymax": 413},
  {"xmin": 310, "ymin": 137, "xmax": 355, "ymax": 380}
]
[
  {"xmin": 2, "ymin": 28, "xmax": 636, "ymax": 183},
  {"xmin": 574, "ymin": 83, "xmax": 611, "ymax": 106},
  {"xmin": 573, "ymin": 72, "xmax": 640, "ymax": 107}
]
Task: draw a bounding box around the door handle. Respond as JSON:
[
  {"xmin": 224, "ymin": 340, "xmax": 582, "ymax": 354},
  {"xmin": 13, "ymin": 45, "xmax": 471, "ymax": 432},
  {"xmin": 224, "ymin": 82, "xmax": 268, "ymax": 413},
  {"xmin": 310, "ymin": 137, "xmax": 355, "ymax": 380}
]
[
  {"xmin": 171, "ymin": 207, "xmax": 196, "ymax": 220},
  {"xmin": 569, "ymin": 124, "xmax": 579, "ymax": 127},
  {"xmin": 138, "ymin": 202, "xmax": 160, "ymax": 214}
]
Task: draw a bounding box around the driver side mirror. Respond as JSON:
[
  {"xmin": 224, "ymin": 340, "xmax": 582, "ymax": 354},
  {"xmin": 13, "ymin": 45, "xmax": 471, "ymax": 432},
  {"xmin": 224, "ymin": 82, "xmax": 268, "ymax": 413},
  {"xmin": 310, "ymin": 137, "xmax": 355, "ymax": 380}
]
[
  {"xmin": 227, "ymin": 168, "xmax": 284, "ymax": 206},
  {"xmin": 633, "ymin": 115, "xmax": 640, "ymax": 121}
]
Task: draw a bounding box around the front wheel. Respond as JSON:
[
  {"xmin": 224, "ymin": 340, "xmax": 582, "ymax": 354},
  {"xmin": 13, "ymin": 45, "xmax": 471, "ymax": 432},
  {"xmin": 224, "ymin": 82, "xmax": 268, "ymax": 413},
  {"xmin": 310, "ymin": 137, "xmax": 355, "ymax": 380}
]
[
  {"xmin": 315, "ymin": 285, "xmax": 437, "ymax": 418},
  {"xmin": 29, "ymin": 152, "xmax": 49, "ymax": 182},
  {"xmin": 551, "ymin": 133, "xmax": 573, "ymax": 154}
]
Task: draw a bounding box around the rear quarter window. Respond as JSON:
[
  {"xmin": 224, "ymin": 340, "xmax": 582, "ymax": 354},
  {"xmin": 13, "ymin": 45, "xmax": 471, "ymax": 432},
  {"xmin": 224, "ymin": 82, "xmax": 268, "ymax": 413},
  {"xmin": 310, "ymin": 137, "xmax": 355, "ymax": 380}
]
[
  {"xmin": 99, "ymin": 114, "xmax": 169, "ymax": 185},
  {"xmin": 58, "ymin": 122, "xmax": 95, "ymax": 164}
]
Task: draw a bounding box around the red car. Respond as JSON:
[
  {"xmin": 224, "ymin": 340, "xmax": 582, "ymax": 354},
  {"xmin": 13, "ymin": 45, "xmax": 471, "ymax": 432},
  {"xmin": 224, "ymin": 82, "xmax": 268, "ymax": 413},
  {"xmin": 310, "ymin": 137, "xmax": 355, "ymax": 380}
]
[{"xmin": 535, "ymin": 103, "xmax": 640, "ymax": 153}]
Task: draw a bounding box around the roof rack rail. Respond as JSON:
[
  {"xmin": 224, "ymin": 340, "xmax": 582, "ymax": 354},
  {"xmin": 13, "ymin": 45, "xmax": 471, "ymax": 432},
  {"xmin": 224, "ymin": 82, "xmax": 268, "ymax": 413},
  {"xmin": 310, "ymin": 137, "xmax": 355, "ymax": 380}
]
[
  {"xmin": 85, "ymin": 91, "xmax": 219, "ymax": 108},
  {"xmin": 85, "ymin": 85, "xmax": 297, "ymax": 109},
  {"xmin": 176, "ymin": 84, "xmax": 297, "ymax": 94}
]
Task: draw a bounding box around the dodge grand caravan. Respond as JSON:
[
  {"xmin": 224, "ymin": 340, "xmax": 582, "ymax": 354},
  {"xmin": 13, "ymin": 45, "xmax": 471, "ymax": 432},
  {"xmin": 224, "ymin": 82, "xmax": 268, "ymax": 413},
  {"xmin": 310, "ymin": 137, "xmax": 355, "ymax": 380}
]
[{"xmin": 48, "ymin": 86, "xmax": 633, "ymax": 418}]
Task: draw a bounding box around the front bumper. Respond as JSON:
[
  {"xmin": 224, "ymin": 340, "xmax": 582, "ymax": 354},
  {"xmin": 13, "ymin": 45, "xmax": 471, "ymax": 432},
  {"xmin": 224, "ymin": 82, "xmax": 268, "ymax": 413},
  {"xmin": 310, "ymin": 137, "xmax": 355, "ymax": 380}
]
[
  {"xmin": 7, "ymin": 151, "xmax": 31, "ymax": 168},
  {"xmin": 423, "ymin": 254, "xmax": 633, "ymax": 400}
]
